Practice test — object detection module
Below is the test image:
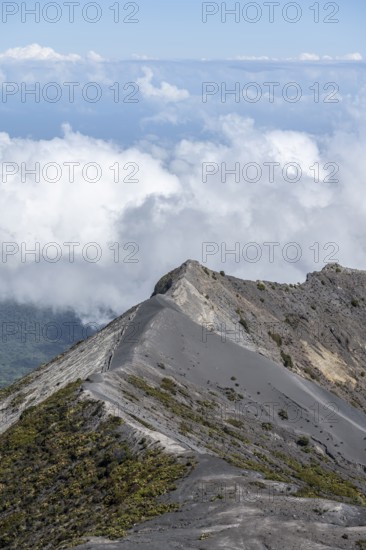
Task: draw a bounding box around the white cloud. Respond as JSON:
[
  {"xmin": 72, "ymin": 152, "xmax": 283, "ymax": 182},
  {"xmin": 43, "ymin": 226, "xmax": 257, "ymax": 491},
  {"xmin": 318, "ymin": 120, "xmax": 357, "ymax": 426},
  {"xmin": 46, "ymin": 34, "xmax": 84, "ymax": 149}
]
[
  {"xmin": 232, "ymin": 53, "xmax": 363, "ymax": 62},
  {"xmin": 336, "ymin": 53, "xmax": 363, "ymax": 61},
  {"xmin": 137, "ymin": 67, "xmax": 190, "ymax": 102},
  {"xmin": 0, "ymin": 46, "xmax": 362, "ymax": 66},
  {"xmin": 0, "ymin": 125, "xmax": 181, "ymax": 321},
  {"xmin": 297, "ymin": 52, "xmax": 363, "ymax": 62},
  {"xmin": 1, "ymin": 112, "xmax": 366, "ymax": 322},
  {"xmin": 0, "ymin": 44, "xmax": 82, "ymax": 62},
  {"xmin": 86, "ymin": 50, "xmax": 106, "ymax": 63},
  {"xmin": 298, "ymin": 53, "xmax": 321, "ymax": 61},
  {"xmin": 0, "ymin": 57, "xmax": 366, "ymax": 323}
]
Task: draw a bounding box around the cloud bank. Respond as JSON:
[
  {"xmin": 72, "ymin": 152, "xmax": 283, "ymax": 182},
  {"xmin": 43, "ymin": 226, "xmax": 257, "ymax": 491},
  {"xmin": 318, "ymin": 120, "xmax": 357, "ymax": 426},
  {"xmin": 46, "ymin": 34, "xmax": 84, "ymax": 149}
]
[
  {"xmin": 0, "ymin": 49, "xmax": 364, "ymax": 322},
  {"xmin": 0, "ymin": 111, "xmax": 365, "ymax": 322}
]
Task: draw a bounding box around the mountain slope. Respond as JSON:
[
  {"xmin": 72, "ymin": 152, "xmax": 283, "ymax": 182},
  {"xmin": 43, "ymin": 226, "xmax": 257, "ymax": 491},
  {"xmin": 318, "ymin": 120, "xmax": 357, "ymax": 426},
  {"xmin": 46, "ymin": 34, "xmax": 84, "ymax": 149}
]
[
  {"xmin": 0, "ymin": 261, "xmax": 366, "ymax": 549},
  {"xmin": 153, "ymin": 260, "xmax": 366, "ymax": 410}
]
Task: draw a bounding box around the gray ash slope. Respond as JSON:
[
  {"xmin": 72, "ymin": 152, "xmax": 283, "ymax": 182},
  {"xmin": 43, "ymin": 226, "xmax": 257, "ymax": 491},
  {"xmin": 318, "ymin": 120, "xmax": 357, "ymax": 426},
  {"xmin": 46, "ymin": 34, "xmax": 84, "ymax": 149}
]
[
  {"xmin": 87, "ymin": 292, "xmax": 366, "ymax": 465},
  {"xmin": 1, "ymin": 260, "xmax": 366, "ymax": 549}
]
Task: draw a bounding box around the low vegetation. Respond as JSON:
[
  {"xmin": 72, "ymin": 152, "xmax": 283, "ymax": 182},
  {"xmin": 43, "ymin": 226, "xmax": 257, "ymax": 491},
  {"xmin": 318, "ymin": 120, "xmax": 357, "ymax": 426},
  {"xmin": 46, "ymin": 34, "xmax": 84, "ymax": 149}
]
[
  {"xmin": 297, "ymin": 435, "xmax": 310, "ymax": 447},
  {"xmin": 0, "ymin": 381, "xmax": 189, "ymax": 549},
  {"xmin": 239, "ymin": 317, "xmax": 249, "ymax": 333},
  {"xmin": 281, "ymin": 351, "xmax": 294, "ymax": 369},
  {"xmin": 269, "ymin": 332, "xmax": 282, "ymax": 347},
  {"xmin": 278, "ymin": 409, "xmax": 289, "ymax": 420},
  {"xmin": 160, "ymin": 377, "xmax": 177, "ymax": 394}
]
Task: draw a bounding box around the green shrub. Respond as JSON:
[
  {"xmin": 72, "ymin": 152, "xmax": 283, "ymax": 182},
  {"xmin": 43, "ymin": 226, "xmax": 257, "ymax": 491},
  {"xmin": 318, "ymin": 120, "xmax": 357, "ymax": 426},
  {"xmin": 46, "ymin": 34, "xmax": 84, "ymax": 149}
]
[
  {"xmin": 179, "ymin": 421, "xmax": 191, "ymax": 435},
  {"xmin": 227, "ymin": 418, "xmax": 244, "ymax": 429},
  {"xmin": 224, "ymin": 388, "xmax": 243, "ymax": 402},
  {"xmin": 160, "ymin": 377, "xmax": 177, "ymax": 394},
  {"xmin": 278, "ymin": 409, "xmax": 288, "ymax": 420},
  {"xmin": 261, "ymin": 423, "xmax": 273, "ymax": 431},
  {"xmin": 269, "ymin": 332, "xmax": 282, "ymax": 347},
  {"xmin": 304, "ymin": 367, "xmax": 319, "ymax": 381},
  {"xmin": 281, "ymin": 351, "xmax": 293, "ymax": 369},
  {"xmin": 295, "ymin": 464, "xmax": 366, "ymax": 505},
  {"xmin": 239, "ymin": 317, "xmax": 249, "ymax": 333},
  {"xmin": 297, "ymin": 436, "xmax": 310, "ymax": 447}
]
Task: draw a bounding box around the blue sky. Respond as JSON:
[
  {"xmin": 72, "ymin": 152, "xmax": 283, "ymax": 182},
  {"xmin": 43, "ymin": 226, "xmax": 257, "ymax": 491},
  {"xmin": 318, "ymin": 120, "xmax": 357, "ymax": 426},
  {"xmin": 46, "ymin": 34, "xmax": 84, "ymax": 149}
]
[{"xmin": 0, "ymin": 1, "xmax": 364, "ymax": 60}]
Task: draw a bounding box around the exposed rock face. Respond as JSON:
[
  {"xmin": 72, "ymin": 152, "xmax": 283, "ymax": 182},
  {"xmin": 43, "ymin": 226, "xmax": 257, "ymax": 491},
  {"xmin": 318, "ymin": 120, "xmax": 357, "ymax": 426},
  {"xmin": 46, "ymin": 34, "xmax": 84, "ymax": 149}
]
[
  {"xmin": 153, "ymin": 260, "xmax": 366, "ymax": 411},
  {"xmin": 1, "ymin": 260, "xmax": 366, "ymax": 549}
]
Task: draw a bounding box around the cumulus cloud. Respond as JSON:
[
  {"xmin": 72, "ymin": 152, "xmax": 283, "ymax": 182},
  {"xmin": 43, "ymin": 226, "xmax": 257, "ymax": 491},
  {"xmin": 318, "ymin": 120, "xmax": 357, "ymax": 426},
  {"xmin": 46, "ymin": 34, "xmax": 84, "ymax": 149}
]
[
  {"xmin": 298, "ymin": 53, "xmax": 321, "ymax": 61},
  {"xmin": 86, "ymin": 50, "xmax": 106, "ymax": 63},
  {"xmin": 0, "ymin": 110, "xmax": 366, "ymax": 322},
  {"xmin": 0, "ymin": 44, "xmax": 82, "ymax": 62},
  {"xmin": 337, "ymin": 53, "xmax": 363, "ymax": 61},
  {"xmin": 137, "ymin": 67, "xmax": 190, "ymax": 102},
  {"xmin": 0, "ymin": 44, "xmax": 109, "ymax": 65},
  {"xmin": 0, "ymin": 125, "xmax": 181, "ymax": 321}
]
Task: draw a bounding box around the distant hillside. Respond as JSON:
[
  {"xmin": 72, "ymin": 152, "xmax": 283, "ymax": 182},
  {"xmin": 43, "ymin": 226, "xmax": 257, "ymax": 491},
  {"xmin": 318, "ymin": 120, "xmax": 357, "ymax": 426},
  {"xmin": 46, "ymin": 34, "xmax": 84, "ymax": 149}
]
[{"xmin": 0, "ymin": 301, "xmax": 98, "ymax": 387}]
